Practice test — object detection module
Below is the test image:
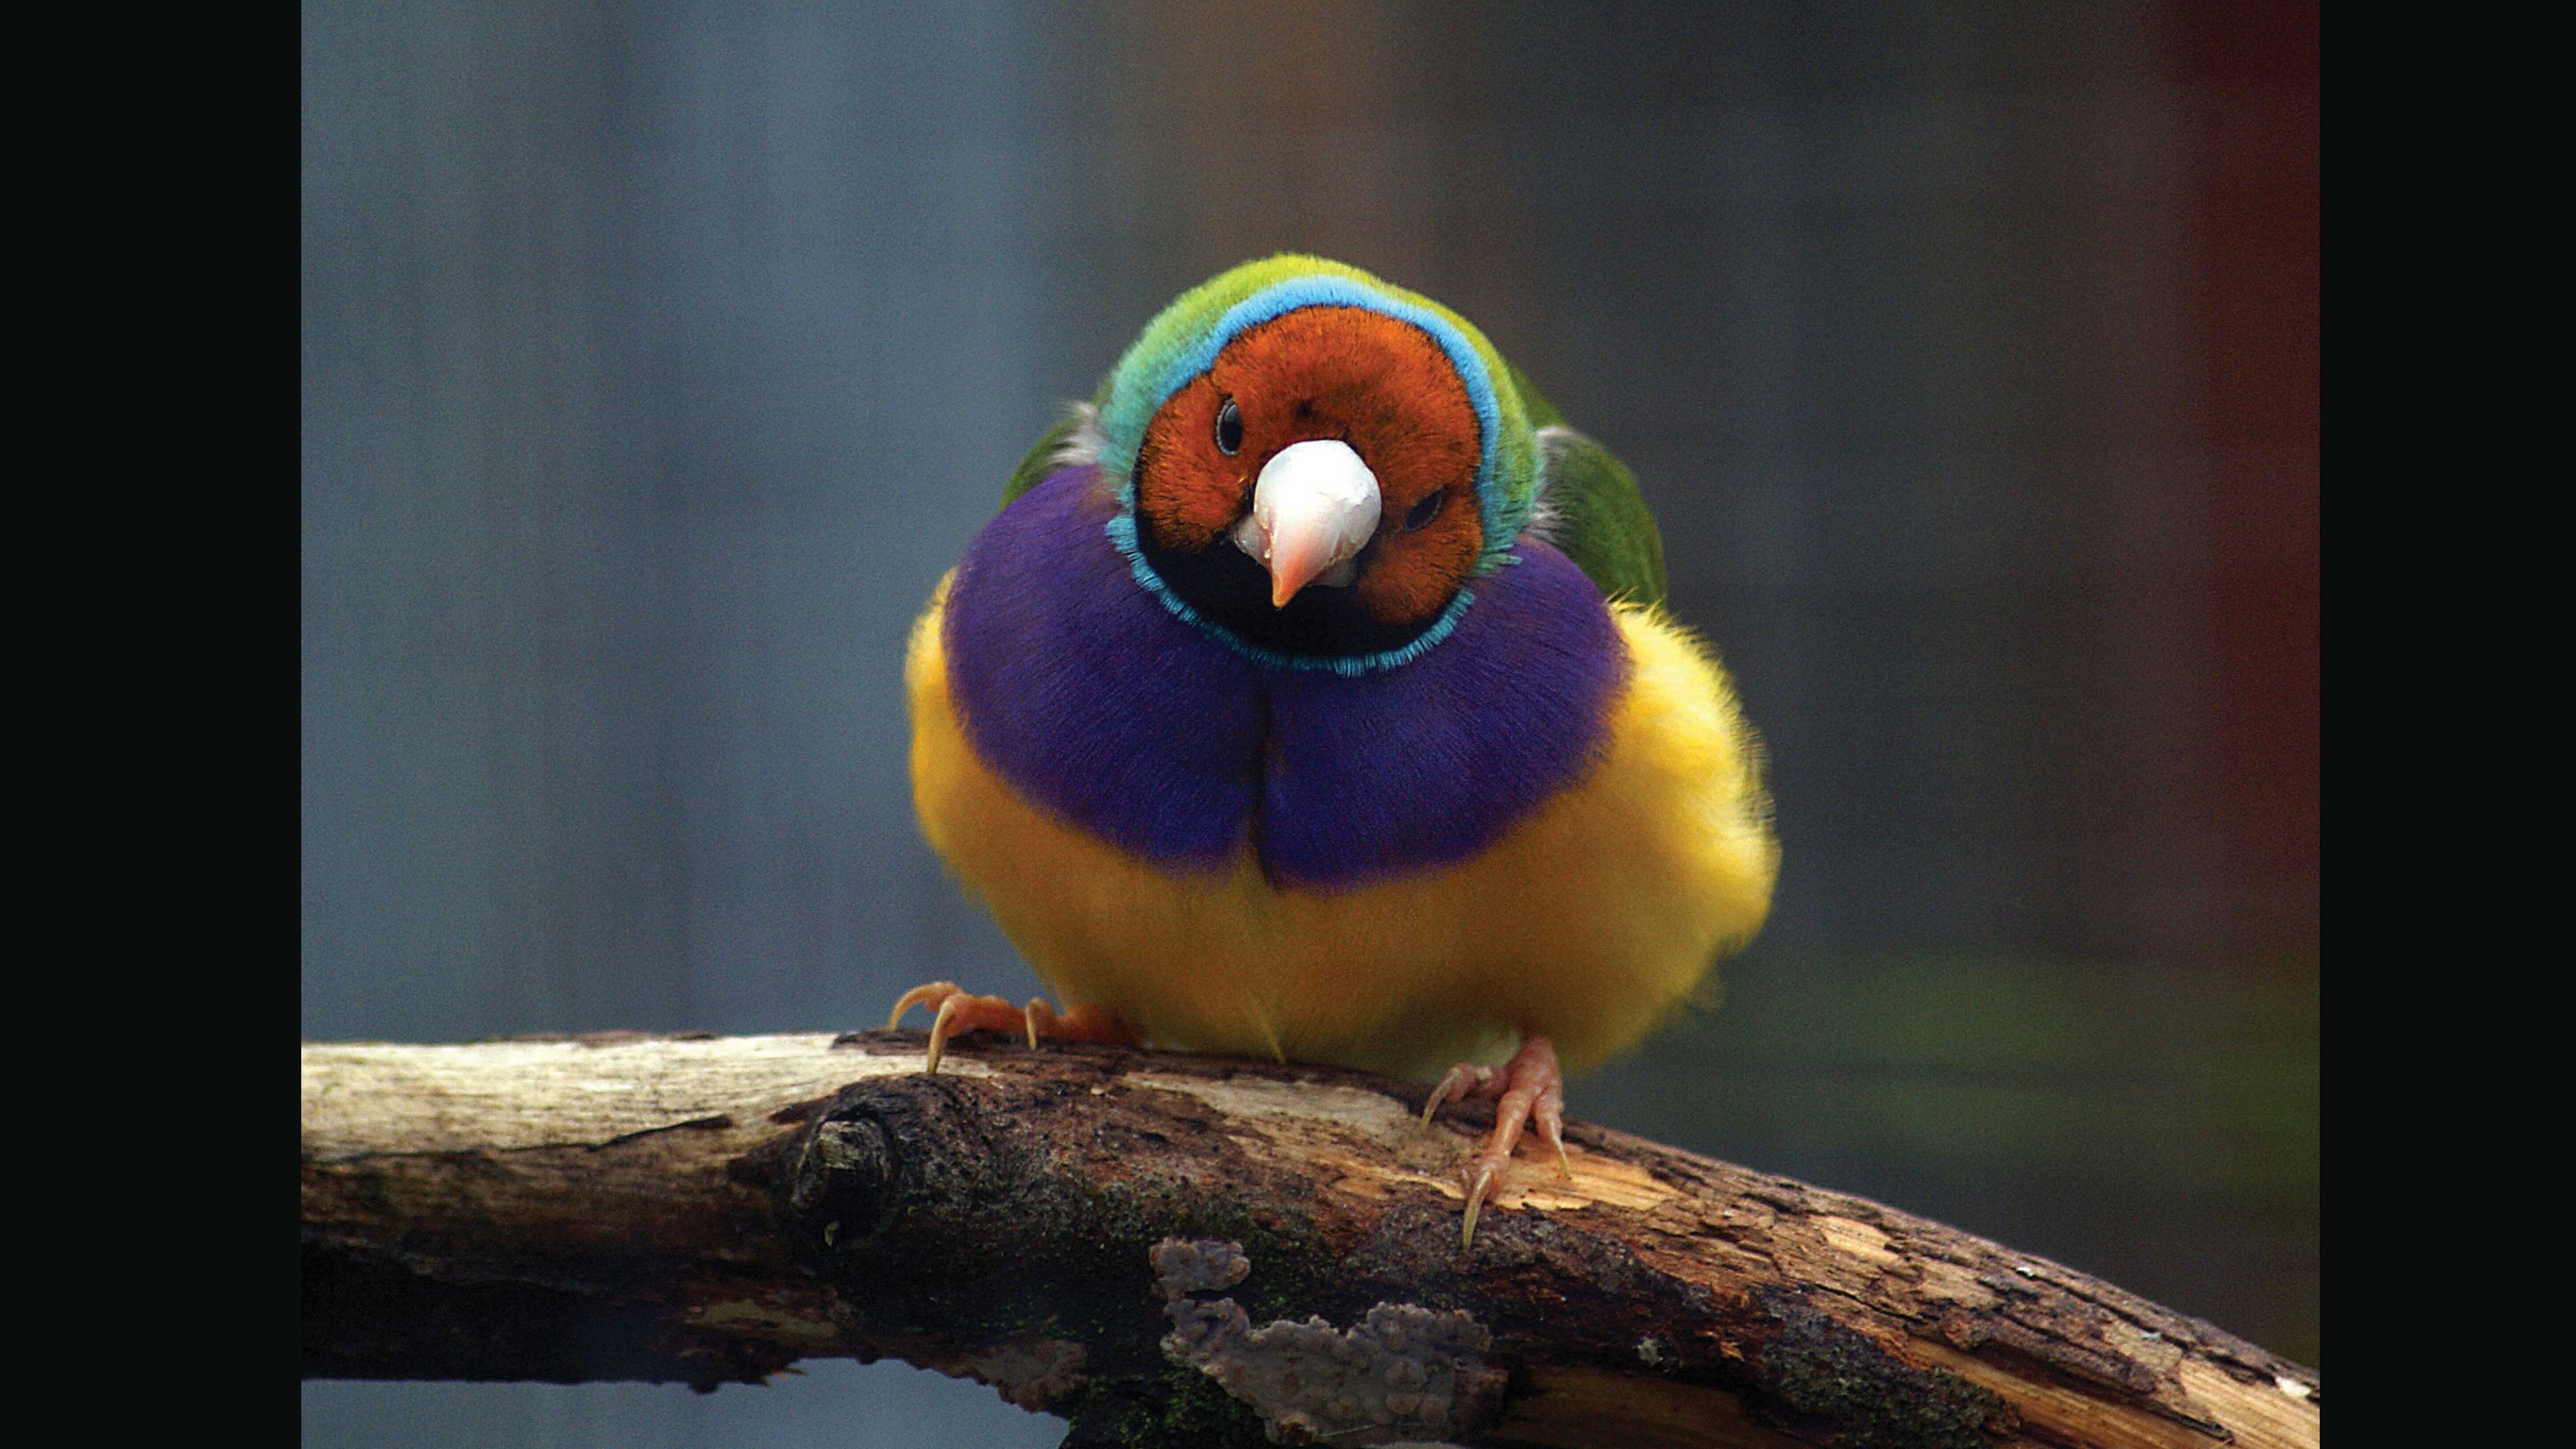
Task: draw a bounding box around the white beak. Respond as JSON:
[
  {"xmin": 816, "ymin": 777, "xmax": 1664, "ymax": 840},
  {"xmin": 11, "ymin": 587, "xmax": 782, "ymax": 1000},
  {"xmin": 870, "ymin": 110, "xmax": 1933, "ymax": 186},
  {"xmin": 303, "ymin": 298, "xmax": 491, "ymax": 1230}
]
[{"xmin": 1228, "ymin": 439, "xmax": 1382, "ymax": 607}]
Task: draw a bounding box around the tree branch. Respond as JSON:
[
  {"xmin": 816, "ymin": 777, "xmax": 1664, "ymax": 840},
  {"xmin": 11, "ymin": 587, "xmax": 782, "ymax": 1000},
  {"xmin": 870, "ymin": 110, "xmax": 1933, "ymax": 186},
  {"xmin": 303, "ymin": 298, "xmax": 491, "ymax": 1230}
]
[{"xmin": 301, "ymin": 1032, "xmax": 2318, "ymax": 1448}]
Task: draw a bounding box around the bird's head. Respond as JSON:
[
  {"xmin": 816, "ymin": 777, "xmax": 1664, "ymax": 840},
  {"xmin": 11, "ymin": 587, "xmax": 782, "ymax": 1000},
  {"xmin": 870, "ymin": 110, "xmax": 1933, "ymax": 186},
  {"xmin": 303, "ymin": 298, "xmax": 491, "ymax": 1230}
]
[{"xmin": 1091, "ymin": 257, "xmax": 1544, "ymax": 670}]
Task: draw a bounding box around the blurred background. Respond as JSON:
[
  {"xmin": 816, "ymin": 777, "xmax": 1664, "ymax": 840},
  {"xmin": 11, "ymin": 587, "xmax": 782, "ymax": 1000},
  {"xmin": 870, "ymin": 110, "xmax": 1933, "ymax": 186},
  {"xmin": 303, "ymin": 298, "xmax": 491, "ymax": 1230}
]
[{"xmin": 302, "ymin": 1, "xmax": 2317, "ymax": 1444}]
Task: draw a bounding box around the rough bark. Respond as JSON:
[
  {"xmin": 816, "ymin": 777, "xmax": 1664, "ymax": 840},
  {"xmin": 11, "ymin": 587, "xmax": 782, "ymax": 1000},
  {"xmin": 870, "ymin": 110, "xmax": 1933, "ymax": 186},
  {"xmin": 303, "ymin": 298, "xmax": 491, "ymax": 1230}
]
[{"xmin": 302, "ymin": 1031, "xmax": 2319, "ymax": 1448}]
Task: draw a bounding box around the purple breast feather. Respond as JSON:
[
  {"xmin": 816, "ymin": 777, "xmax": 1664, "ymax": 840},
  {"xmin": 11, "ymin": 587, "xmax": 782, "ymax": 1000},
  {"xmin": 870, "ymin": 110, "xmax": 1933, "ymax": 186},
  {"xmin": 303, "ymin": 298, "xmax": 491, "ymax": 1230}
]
[{"xmin": 940, "ymin": 466, "xmax": 1627, "ymax": 890}]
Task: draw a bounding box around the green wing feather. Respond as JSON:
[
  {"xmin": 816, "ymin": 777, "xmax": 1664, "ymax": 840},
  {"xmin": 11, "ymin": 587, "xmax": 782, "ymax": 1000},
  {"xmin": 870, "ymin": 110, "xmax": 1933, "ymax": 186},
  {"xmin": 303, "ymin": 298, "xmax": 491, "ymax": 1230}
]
[
  {"xmin": 1002, "ymin": 373, "xmax": 1116, "ymax": 509},
  {"xmin": 1505, "ymin": 364, "xmax": 1668, "ymax": 608},
  {"xmin": 1001, "ymin": 409, "xmax": 1084, "ymax": 508}
]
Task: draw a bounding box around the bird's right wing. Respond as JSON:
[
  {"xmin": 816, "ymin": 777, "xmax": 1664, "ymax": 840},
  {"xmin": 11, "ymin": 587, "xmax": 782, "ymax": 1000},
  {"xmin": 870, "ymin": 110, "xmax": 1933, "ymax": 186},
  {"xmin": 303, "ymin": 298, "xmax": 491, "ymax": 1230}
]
[{"xmin": 1509, "ymin": 364, "xmax": 1668, "ymax": 609}]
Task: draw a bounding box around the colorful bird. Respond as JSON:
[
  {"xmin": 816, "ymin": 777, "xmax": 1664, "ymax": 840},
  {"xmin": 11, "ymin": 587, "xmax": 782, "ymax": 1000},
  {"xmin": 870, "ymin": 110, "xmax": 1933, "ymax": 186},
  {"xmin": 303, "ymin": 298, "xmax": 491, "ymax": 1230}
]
[{"xmin": 894, "ymin": 256, "xmax": 1776, "ymax": 1243}]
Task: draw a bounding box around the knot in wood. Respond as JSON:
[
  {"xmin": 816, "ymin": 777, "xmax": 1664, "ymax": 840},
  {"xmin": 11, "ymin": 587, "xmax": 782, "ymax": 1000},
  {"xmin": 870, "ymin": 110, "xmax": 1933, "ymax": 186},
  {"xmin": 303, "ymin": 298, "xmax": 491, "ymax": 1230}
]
[{"xmin": 786, "ymin": 1111, "xmax": 896, "ymax": 1245}]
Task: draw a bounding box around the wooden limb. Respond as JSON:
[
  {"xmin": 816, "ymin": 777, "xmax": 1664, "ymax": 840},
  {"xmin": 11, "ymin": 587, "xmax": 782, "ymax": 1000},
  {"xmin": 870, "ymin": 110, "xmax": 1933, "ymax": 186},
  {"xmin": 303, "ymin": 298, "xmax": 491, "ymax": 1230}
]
[{"xmin": 302, "ymin": 1032, "xmax": 2319, "ymax": 1448}]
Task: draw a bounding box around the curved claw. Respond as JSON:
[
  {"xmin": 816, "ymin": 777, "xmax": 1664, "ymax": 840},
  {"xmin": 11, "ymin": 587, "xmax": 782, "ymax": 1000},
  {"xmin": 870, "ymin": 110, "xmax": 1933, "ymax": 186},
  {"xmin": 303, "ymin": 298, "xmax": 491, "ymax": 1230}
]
[
  {"xmin": 1538, "ymin": 1095, "xmax": 1572, "ymax": 1179},
  {"xmin": 926, "ymin": 994, "xmax": 975, "ymax": 1075},
  {"xmin": 1461, "ymin": 1162, "xmax": 1500, "ymax": 1248},
  {"xmin": 1420, "ymin": 1063, "xmax": 1493, "ymax": 1129},
  {"xmin": 888, "ymin": 981, "xmax": 961, "ymax": 1031}
]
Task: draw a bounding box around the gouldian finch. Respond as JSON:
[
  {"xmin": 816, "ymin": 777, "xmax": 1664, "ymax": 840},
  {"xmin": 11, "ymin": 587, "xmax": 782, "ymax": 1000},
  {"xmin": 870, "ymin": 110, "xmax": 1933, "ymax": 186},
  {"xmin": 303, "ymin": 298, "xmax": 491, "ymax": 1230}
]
[{"xmin": 896, "ymin": 256, "xmax": 1776, "ymax": 1243}]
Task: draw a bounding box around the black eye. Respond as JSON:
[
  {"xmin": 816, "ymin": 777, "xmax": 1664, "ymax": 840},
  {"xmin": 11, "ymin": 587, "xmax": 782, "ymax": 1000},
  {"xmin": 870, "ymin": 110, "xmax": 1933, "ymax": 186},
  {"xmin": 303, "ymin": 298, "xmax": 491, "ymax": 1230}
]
[
  {"xmin": 1403, "ymin": 490, "xmax": 1446, "ymax": 531},
  {"xmin": 1214, "ymin": 397, "xmax": 1243, "ymax": 456}
]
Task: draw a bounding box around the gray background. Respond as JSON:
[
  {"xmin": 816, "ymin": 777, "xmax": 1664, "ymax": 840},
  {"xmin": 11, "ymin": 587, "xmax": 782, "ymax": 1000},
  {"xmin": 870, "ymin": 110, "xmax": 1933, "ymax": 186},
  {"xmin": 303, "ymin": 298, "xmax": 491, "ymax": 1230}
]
[{"xmin": 303, "ymin": 2, "xmax": 2318, "ymax": 1444}]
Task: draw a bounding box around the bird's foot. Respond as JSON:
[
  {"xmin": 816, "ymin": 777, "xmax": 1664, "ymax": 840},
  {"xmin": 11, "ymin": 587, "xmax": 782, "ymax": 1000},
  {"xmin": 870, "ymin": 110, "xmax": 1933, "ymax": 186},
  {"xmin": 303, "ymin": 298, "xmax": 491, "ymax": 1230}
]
[
  {"xmin": 1420, "ymin": 1034, "xmax": 1568, "ymax": 1247},
  {"xmin": 885, "ymin": 981, "xmax": 1134, "ymax": 1073}
]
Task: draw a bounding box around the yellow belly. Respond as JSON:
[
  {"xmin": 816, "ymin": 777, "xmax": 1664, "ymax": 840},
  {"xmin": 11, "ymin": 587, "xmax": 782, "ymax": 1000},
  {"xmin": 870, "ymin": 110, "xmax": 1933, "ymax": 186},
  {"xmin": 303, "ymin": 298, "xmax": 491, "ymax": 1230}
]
[{"xmin": 906, "ymin": 578, "xmax": 1776, "ymax": 1080}]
